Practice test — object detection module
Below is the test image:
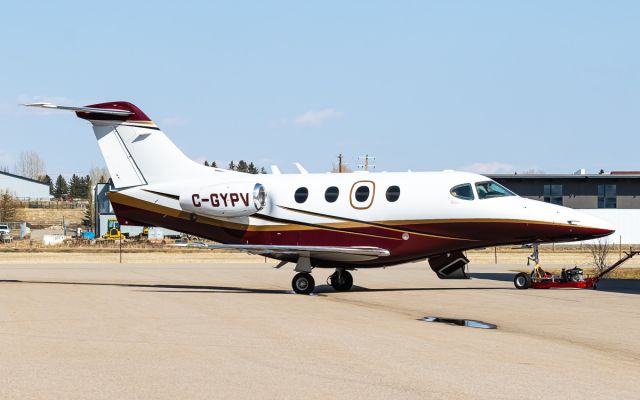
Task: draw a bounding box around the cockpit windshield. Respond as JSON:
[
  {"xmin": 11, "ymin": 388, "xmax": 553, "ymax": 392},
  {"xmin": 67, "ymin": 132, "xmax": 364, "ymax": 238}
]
[
  {"xmin": 475, "ymin": 181, "xmax": 515, "ymax": 199},
  {"xmin": 450, "ymin": 183, "xmax": 475, "ymax": 200}
]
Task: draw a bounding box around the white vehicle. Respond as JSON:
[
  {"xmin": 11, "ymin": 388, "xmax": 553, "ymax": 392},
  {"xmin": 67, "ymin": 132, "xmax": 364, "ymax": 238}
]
[
  {"xmin": 0, "ymin": 224, "xmax": 11, "ymax": 235},
  {"xmin": 26, "ymin": 102, "xmax": 614, "ymax": 294}
]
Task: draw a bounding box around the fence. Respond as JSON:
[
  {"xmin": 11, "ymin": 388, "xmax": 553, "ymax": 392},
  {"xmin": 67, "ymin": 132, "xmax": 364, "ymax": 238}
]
[{"xmin": 15, "ymin": 200, "xmax": 88, "ymax": 209}]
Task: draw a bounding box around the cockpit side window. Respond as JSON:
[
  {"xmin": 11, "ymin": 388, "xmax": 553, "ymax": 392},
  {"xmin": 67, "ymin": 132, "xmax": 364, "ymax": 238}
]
[
  {"xmin": 475, "ymin": 181, "xmax": 515, "ymax": 199},
  {"xmin": 450, "ymin": 183, "xmax": 474, "ymax": 200}
]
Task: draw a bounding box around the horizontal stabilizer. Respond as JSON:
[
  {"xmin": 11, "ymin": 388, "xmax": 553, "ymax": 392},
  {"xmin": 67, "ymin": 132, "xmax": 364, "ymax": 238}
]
[{"xmin": 23, "ymin": 103, "xmax": 133, "ymax": 116}]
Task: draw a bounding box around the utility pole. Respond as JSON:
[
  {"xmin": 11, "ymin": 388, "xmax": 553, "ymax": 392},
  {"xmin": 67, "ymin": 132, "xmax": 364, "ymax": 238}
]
[{"xmin": 358, "ymin": 154, "xmax": 376, "ymax": 171}]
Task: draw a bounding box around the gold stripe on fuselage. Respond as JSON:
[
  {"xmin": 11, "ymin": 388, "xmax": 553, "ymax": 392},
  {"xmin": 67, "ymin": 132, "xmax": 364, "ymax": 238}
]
[
  {"xmin": 109, "ymin": 192, "xmax": 585, "ymax": 242},
  {"xmin": 108, "ymin": 192, "xmax": 402, "ymax": 241}
]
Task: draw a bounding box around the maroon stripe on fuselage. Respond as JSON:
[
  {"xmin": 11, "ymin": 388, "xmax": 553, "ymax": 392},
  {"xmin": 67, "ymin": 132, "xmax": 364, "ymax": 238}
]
[{"xmin": 110, "ymin": 200, "xmax": 612, "ymax": 268}]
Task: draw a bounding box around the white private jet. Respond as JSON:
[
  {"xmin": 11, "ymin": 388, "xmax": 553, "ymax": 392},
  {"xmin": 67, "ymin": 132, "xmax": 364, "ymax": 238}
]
[{"xmin": 25, "ymin": 101, "xmax": 614, "ymax": 294}]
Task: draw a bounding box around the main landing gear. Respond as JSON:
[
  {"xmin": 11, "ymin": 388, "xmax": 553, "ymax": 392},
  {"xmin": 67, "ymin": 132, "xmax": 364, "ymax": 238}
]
[
  {"xmin": 290, "ymin": 268, "xmax": 354, "ymax": 295},
  {"xmin": 292, "ymin": 273, "xmax": 315, "ymax": 295},
  {"xmin": 328, "ymin": 268, "xmax": 353, "ymax": 292}
]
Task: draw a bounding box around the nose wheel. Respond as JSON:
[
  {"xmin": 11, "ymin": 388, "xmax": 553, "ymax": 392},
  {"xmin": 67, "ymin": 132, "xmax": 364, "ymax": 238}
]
[
  {"xmin": 292, "ymin": 272, "xmax": 315, "ymax": 295},
  {"xmin": 328, "ymin": 269, "xmax": 353, "ymax": 292}
]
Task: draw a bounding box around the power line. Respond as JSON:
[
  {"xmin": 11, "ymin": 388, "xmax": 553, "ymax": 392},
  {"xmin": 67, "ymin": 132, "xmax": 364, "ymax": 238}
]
[{"xmin": 357, "ymin": 154, "xmax": 376, "ymax": 171}]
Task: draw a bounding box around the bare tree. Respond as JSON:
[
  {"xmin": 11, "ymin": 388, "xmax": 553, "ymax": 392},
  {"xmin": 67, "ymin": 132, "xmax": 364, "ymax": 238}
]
[
  {"xmin": 331, "ymin": 163, "xmax": 352, "ymax": 173},
  {"xmin": 0, "ymin": 190, "xmax": 17, "ymax": 222},
  {"xmin": 586, "ymin": 238, "xmax": 612, "ymax": 273},
  {"xmin": 15, "ymin": 151, "xmax": 46, "ymax": 179},
  {"xmin": 88, "ymin": 166, "xmax": 110, "ymax": 184}
]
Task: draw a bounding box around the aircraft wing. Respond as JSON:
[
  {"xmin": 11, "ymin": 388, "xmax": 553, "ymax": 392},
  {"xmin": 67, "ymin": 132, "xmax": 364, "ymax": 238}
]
[{"xmin": 172, "ymin": 243, "xmax": 390, "ymax": 262}]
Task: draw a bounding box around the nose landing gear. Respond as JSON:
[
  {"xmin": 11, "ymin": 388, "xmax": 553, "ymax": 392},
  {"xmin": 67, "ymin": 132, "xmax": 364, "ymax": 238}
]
[{"xmin": 328, "ymin": 268, "xmax": 353, "ymax": 292}]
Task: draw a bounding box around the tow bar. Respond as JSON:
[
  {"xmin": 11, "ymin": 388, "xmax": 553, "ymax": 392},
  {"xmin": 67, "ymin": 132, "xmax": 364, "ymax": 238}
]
[{"xmin": 513, "ymin": 246, "xmax": 638, "ymax": 290}]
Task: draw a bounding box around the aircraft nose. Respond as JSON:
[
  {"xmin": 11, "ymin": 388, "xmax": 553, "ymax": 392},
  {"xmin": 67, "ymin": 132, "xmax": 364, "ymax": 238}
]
[
  {"xmin": 567, "ymin": 210, "xmax": 616, "ymax": 239},
  {"xmin": 525, "ymin": 199, "xmax": 616, "ymax": 241}
]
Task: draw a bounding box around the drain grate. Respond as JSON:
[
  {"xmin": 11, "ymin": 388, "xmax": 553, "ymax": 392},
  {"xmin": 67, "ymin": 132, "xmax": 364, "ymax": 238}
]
[{"xmin": 422, "ymin": 316, "xmax": 497, "ymax": 329}]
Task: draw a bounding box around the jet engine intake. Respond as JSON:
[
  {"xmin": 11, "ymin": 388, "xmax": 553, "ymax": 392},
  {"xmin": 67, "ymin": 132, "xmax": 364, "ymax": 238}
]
[
  {"xmin": 180, "ymin": 182, "xmax": 266, "ymax": 218},
  {"xmin": 428, "ymin": 251, "xmax": 470, "ymax": 279}
]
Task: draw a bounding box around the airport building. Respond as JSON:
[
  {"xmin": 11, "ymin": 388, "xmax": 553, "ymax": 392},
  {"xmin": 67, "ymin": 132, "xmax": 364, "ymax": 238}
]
[
  {"xmin": 488, "ymin": 171, "xmax": 640, "ymax": 244},
  {"xmin": 94, "ymin": 181, "xmax": 180, "ymax": 239},
  {"xmin": 0, "ymin": 171, "xmax": 50, "ymax": 200}
]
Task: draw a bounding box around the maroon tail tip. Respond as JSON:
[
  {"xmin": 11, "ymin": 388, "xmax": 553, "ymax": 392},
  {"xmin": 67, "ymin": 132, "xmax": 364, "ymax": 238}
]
[{"xmin": 77, "ymin": 101, "xmax": 152, "ymax": 122}]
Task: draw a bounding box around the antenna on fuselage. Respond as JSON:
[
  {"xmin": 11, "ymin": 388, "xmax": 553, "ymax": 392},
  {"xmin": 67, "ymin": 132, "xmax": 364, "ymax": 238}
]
[{"xmin": 293, "ymin": 163, "xmax": 308, "ymax": 174}]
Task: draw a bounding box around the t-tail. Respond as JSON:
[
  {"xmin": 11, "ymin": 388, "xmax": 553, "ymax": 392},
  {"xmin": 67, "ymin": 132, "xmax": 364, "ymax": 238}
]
[{"xmin": 24, "ymin": 101, "xmax": 205, "ymax": 188}]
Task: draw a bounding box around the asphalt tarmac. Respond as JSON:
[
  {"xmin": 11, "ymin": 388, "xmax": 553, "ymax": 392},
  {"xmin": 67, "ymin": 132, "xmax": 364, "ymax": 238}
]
[{"xmin": 1, "ymin": 261, "xmax": 638, "ymax": 399}]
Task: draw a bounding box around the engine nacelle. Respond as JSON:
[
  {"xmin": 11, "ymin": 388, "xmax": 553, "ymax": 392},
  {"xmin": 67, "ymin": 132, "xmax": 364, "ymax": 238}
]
[{"xmin": 179, "ymin": 182, "xmax": 266, "ymax": 218}]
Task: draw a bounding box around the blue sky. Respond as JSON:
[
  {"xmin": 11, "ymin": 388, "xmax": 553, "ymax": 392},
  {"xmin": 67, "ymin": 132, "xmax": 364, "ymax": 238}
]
[{"xmin": 1, "ymin": 1, "xmax": 638, "ymax": 177}]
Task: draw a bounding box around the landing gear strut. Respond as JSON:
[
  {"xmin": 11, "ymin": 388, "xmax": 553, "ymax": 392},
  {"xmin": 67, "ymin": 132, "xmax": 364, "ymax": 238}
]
[
  {"xmin": 328, "ymin": 269, "xmax": 353, "ymax": 292},
  {"xmin": 292, "ymin": 272, "xmax": 315, "ymax": 295}
]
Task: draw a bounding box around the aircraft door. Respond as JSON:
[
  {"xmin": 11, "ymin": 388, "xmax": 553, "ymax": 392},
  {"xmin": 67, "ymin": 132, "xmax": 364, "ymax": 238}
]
[{"xmin": 350, "ymin": 181, "xmax": 375, "ymax": 210}]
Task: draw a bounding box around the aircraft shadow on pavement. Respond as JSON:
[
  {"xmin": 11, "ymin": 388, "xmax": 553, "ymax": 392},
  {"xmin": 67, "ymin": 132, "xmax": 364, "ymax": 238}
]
[
  {"xmin": 469, "ymin": 272, "xmax": 515, "ymax": 282},
  {"xmin": 0, "ymin": 280, "xmax": 509, "ymax": 295},
  {"xmin": 470, "ymin": 273, "xmax": 640, "ymax": 295}
]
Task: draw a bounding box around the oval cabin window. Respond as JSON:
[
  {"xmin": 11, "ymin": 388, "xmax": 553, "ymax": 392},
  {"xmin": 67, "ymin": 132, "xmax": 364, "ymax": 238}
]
[
  {"xmin": 355, "ymin": 186, "xmax": 370, "ymax": 202},
  {"xmin": 294, "ymin": 187, "xmax": 309, "ymax": 203},
  {"xmin": 325, "ymin": 186, "xmax": 339, "ymax": 203},
  {"xmin": 349, "ymin": 181, "xmax": 375, "ymax": 209},
  {"xmin": 386, "ymin": 186, "xmax": 400, "ymax": 202}
]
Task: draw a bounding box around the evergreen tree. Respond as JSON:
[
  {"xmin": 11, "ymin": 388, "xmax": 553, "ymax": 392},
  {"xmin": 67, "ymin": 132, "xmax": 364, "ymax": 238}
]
[
  {"xmin": 228, "ymin": 161, "xmax": 236, "ymax": 171},
  {"xmin": 39, "ymin": 174, "xmax": 54, "ymax": 195},
  {"xmin": 54, "ymin": 175, "xmax": 69, "ymax": 199},
  {"xmin": 0, "ymin": 190, "xmax": 16, "ymax": 222},
  {"xmin": 81, "ymin": 178, "xmax": 94, "ymax": 231},
  {"xmin": 237, "ymin": 160, "xmax": 249, "ymax": 173},
  {"xmin": 68, "ymin": 174, "xmax": 82, "ymax": 198},
  {"xmin": 204, "ymin": 160, "xmax": 209, "ymax": 166},
  {"xmin": 260, "ymin": 167, "xmax": 267, "ymax": 174},
  {"xmin": 211, "ymin": 161, "xmax": 217, "ymax": 168},
  {"xmin": 248, "ymin": 162, "xmax": 258, "ymax": 174},
  {"xmin": 82, "ymin": 175, "xmax": 91, "ymax": 198}
]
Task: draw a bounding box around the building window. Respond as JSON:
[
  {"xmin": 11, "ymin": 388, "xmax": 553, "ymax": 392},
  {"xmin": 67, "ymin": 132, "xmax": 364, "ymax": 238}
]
[
  {"xmin": 294, "ymin": 187, "xmax": 308, "ymax": 203},
  {"xmin": 543, "ymin": 184, "xmax": 563, "ymax": 205},
  {"xmin": 597, "ymin": 184, "xmax": 616, "ymax": 208},
  {"xmin": 325, "ymin": 186, "xmax": 339, "ymax": 203},
  {"xmin": 386, "ymin": 186, "xmax": 400, "ymax": 202}
]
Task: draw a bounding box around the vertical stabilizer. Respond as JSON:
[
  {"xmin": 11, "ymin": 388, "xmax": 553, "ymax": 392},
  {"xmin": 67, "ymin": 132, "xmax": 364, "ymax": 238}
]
[
  {"xmin": 24, "ymin": 101, "xmax": 213, "ymax": 188},
  {"xmin": 75, "ymin": 102, "xmax": 201, "ymax": 188}
]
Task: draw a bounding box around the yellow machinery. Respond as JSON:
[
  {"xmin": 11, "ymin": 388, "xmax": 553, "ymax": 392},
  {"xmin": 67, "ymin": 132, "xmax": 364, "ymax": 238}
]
[{"xmin": 102, "ymin": 219, "xmax": 124, "ymax": 240}]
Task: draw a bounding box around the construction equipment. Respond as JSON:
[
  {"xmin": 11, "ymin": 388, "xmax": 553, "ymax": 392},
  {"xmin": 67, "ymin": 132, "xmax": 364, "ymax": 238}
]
[
  {"xmin": 102, "ymin": 219, "xmax": 124, "ymax": 240},
  {"xmin": 514, "ymin": 244, "xmax": 638, "ymax": 290}
]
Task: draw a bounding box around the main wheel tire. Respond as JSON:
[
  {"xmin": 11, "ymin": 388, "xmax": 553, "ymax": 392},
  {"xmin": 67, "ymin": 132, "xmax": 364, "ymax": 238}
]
[
  {"xmin": 330, "ymin": 270, "xmax": 353, "ymax": 292},
  {"xmin": 292, "ymin": 273, "xmax": 315, "ymax": 295},
  {"xmin": 514, "ymin": 272, "xmax": 532, "ymax": 289}
]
